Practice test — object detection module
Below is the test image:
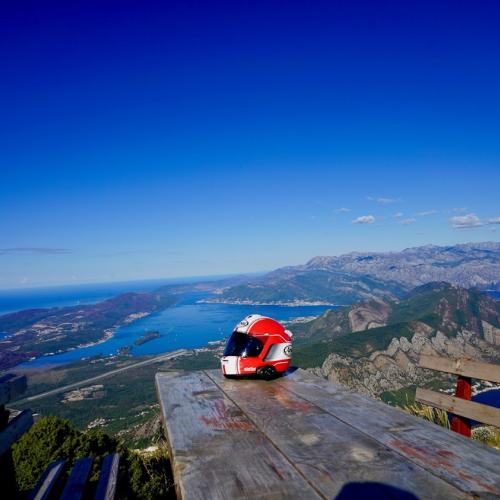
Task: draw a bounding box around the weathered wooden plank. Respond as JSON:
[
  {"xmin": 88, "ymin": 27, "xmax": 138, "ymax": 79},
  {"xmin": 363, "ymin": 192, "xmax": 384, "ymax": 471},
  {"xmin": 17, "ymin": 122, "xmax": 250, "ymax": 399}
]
[
  {"xmin": 0, "ymin": 374, "xmax": 27, "ymax": 405},
  {"xmin": 95, "ymin": 453, "xmax": 120, "ymax": 500},
  {"xmin": 206, "ymin": 370, "xmax": 466, "ymax": 499},
  {"xmin": 416, "ymin": 387, "xmax": 500, "ymax": 428},
  {"xmin": 29, "ymin": 460, "xmax": 66, "ymax": 500},
  {"xmin": 60, "ymin": 456, "xmax": 93, "ymax": 500},
  {"xmin": 419, "ymin": 355, "xmax": 500, "ymax": 383},
  {"xmin": 274, "ymin": 369, "xmax": 500, "ymax": 497},
  {"xmin": 0, "ymin": 409, "xmax": 33, "ymax": 456},
  {"xmin": 156, "ymin": 371, "xmax": 322, "ymax": 500}
]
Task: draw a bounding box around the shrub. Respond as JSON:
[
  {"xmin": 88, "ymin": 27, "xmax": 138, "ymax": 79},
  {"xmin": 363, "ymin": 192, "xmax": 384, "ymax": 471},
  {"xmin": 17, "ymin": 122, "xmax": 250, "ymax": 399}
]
[
  {"xmin": 403, "ymin": 404, "xmax": 500, "ymax": 450},
  {"xmin": 12, "ymin": 416, "xmax": 174, "ymax": 499},
  {"xmin": 402, "ymin": 403, "xmax": 450, "ymax": 429},
  {"xmin": 472, "ymin": 426, "xmax": 500, "ymax": 449}
]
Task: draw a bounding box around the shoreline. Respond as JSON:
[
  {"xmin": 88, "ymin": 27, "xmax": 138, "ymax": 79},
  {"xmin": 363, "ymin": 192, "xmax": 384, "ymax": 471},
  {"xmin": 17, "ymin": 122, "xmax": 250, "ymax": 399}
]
[
  {"xmin": 75, "ymin": 328, "xmax": 115, "ymax": 350},
  {"xmin": 197, "ymin": 299, "xmax": 340, "ymax": 307},
  {"xmin": 473, "ymin": 385, "xmax": 500, "ymax": 397},
  {"xmin": 74, "ymin": 311, "xmax": 154, "ymax": 350},
  {"xmin": 13, "ymin": 311, "xmax": 155, "ymax": 370}
]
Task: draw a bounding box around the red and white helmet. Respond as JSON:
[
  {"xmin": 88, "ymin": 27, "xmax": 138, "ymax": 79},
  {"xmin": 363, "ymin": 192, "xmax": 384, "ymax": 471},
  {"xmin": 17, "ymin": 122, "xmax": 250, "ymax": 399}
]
[{"xmin": 221, "ymin": 314, "xmax": 293, "ymax": 379}]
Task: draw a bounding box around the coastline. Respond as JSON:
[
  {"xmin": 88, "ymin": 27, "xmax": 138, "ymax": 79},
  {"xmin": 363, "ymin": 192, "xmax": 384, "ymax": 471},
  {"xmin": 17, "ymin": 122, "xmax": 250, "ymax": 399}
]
[
  {"xmin": 197, "ymin": 299, "xmax": 340, "ymax": 307},
  {"xmin": 75, "ymin": 328, "xmax": 115, "ymax": 349},
  {"xmin": 58, "ymin": 311, "xmax": 153, "ymax": 352},
  {"xmin": 18, "ymin": 311, "xmax": 154, "ymax": 369},
  {"xmin": 473, "ymin": 385, "xmax": 500, "ymax": 397}
]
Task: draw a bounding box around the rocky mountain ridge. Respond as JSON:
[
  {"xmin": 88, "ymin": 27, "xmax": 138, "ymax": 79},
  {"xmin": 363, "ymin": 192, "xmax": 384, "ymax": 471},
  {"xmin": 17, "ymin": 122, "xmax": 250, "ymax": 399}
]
[
  {"xmin": 208, "ymin": 242, "xmax": 500, "ymax": 305},
  {"xmin": 293, "ymin": 283, "xmax": 500, "ymax": 398},
  {"xmin": 302, "ymin": 242, "xmax": 500, "ymax": 289}
]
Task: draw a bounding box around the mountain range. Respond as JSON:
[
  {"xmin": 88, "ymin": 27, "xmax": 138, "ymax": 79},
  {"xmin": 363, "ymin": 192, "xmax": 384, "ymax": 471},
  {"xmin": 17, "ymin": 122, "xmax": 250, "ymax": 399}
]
[
  {"xmin": 206, "ymin": 242, "xmax": 500, "ymax": 305},
  {"xmin": 292, "ymin": 282, "xmax": 500, "ymax": 398}
]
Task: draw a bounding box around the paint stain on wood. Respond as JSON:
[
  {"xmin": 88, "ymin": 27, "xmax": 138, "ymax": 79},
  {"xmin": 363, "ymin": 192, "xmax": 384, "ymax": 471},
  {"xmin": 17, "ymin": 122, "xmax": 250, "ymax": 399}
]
[
  {"xmin": 388, "ymin": 438, "xmax": 500, "ymax": 496},
  {"xmin": 274, "ymin": 388, "xmax": 313, "ymax": 412},
  {"xmin": 200, "ymin": 400, "xmax": 254, "ymax": 431}
]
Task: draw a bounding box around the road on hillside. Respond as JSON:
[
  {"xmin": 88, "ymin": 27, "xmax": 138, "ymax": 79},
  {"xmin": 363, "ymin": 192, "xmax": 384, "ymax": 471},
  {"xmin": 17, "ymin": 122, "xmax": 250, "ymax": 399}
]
[{"xmin": 15, "ymin": 349, "xmax": 189, "ymax": 404}]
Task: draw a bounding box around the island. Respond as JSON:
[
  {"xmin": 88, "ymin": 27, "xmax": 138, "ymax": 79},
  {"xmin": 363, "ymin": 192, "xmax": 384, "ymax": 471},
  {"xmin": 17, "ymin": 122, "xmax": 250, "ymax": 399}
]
[{"xmin": 134, "ymin": 330, "xmax": 161, "ymax": 346}]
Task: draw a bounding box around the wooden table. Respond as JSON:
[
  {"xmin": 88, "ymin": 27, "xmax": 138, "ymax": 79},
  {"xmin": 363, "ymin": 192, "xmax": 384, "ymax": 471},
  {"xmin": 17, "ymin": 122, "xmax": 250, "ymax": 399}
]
[{"xmin": 156, "ymin": 369, "xmax": 500, "ymax": 499}]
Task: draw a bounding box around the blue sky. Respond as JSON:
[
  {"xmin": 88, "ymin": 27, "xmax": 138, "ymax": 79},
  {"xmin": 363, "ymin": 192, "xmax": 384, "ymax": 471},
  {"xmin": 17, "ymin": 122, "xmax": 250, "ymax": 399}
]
[{"xmin": 1, "ymin": 0, "xmax": 499, "ymax": 288}]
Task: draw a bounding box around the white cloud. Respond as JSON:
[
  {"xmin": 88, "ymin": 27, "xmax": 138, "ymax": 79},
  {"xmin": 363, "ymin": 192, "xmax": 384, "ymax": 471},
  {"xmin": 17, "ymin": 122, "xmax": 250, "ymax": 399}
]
[
  {"xmin": 367, "ymin": 196, "xmax": 400, "ymax": 205},
  {"xmin": 450, "ymin": 214, "xmax": 500, "ymax": 229},
  {"xmin": 393, "ymin": 212, "xmax": 404, "ymax": 218},
  {"xmin": 334, "ymin": 207, "xmax": 351, "ymax": 213},
  {"xmin": 450, "ymin": 213, "xmax": 484, "ymax": 229},
  {"xmin": 417, "ymin": 210, "xmax": 437, "ymax": 217},
  {"xmin": 352, "ymin": 215, "xmax": 375, "ymax": 224},
  {"xmin": 401, "ymin": 218, "xmax": 417, "ymax": 225}
]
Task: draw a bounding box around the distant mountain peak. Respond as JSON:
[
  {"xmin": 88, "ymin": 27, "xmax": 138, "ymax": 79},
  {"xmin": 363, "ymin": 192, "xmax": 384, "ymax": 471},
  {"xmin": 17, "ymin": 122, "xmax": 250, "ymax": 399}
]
[
  {"xmin": 211, "ymin": 242, "xmax": 500, "ymax": 306},
  {"xmin": 305, "ymin": 256, "xmax": 332, "ymax": 267}
]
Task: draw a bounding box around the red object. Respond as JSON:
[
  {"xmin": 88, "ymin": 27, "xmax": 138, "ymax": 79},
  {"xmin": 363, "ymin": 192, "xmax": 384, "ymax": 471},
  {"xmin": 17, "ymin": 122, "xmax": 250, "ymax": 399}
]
[
  {"xmin": 220, "ymin": 315, "xmax": 293, "ymax": 379},
  {"xmin": 450, "ymin": 375, "xmax": 472, "ymax": 437}
]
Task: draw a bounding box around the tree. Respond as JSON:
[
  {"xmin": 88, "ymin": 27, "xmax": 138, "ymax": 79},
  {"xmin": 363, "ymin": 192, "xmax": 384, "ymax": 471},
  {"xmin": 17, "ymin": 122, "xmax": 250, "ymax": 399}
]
[{"xmin": 12, "ymin": 416, "xmax": 174, "ymax": 499}]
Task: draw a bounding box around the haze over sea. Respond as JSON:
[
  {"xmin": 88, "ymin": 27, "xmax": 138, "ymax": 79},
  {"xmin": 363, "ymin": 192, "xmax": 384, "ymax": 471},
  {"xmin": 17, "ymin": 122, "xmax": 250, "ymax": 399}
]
[{"xmin": 0, "ymin": 275, "xmax": 237, "ymax": 316}]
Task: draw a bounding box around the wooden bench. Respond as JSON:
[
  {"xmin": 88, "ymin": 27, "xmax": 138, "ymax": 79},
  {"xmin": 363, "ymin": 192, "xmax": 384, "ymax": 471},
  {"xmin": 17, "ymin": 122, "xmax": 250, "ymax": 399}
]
[
  {"xmin": 29, "ymin": 453, "xmax": 120, "ymax": 500},
  {"xmin": 416, "ymin": 355, "xmax": 500, "ymax": 437},
  {"xmin": 156, "ymin": 368, "xmax": 500, "ymax": 499}
]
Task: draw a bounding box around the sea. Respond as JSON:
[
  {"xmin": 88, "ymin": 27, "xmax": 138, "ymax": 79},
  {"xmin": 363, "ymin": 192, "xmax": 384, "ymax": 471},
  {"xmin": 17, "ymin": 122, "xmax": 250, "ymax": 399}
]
[{"xmin": 0, "ymin": 280, "xmax": 334, "ymax": 368}]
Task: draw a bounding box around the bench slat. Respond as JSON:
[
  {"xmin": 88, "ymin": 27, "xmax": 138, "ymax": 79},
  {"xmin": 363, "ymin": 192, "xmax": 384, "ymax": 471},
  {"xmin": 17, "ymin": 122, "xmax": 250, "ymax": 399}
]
[
  {"xmin": 28, "ymin": 460, "xmax": 66, "ymax": 500},
  {"xmin": 60, "ymin": 457, "xmax": 93, "ymax": 500},
  {"xmin": 419, "ymin": 355, "xmax": 500, "ymax": 383},
  {"xmin": 0, "ymin": 409, "xmax": 33, "ymax": 456},
  {"xmin": 416, "ymin": 387, "xmax": 500, "ymax": 427},
  {"xmin": 95, "ymin": 453, "xmax": 120, "ymax": 500}
]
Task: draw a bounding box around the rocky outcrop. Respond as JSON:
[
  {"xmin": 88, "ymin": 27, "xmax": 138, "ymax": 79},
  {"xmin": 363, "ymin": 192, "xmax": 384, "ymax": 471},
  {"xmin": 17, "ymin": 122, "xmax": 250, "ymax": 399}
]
[
  {"xmin": 483, "ymin": 321, "xmax": 500, "ymax": 345},
  {"xmin": 311, "ymin": 322, "xmax": 500, "ymax": 397},
  {"xmin": 348, "ymin": 297, "xmax": 392, "ymax": 332},
  {"xmin": 298, "ymin": 282, "xmax": 500, "ymax": 399}
]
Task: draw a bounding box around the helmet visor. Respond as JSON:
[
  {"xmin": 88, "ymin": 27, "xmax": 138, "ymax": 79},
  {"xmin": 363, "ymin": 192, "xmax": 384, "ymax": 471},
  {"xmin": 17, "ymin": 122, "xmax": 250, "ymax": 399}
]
[{"xmin": 223, "ymin": 331, "xmax": 263, "ymax": 358}]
